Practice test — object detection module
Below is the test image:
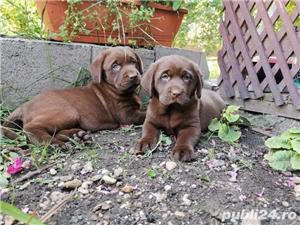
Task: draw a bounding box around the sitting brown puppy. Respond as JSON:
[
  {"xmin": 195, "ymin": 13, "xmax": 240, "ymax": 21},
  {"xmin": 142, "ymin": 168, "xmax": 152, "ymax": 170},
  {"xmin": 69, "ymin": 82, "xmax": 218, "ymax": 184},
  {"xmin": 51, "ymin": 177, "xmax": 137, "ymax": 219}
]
[
  {"xmin": 135, "ymin": 55, "xmax": 225, "ymax": 161},
  {"xmin": 3, "ymin": 47, "xmax": 145, "ymax": 147}
]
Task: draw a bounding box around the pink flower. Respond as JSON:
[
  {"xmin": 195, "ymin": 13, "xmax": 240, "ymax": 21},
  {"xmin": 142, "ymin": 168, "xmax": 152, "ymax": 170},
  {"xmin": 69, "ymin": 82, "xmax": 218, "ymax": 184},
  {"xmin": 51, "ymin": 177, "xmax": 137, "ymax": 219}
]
[{"xmin": 7, "ymin": 158, "xmax": 23, "ymax": 175}]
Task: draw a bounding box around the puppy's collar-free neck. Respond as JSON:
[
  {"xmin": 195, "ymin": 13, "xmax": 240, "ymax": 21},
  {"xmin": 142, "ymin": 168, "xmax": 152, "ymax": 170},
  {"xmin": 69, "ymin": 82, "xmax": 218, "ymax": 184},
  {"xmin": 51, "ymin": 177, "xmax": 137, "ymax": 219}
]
[{"xmin": 151, "ymin": 97, "xmax": 197, "ymax": 115}]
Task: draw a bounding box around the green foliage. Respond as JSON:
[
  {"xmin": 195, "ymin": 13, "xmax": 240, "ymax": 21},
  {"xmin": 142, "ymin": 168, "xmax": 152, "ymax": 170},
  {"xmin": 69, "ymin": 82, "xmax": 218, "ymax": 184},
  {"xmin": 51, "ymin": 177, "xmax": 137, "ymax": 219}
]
[
  {"xmin": 71, "ymin": 67, "xmax": 91, "ymax": 87},
  {"xmin": 174, "ymin": 0, "xmax": 222, "ymax": 55},
  {"xmin": 0, "ymin": 0, "xmax": 46, "ymax": 38},
  {"xmin": 0, "ymin": 201, "xmax": 44, "ymax": 225},
  {"xmin": 147, "ymin": 168, "xmax": 157, "ymax": 178},
  {"xmin": 0, "ymin": 0, "xmax": 222, "ymax": 53},
  {"xmin": 159, "ymin": 133, "xmax": 172, "ymax": 146},
  {"xmin": 264, "ymin": 128, "xmax": 300, "ymax": 171},
  {"xmin": 57, "ymin": 0, "xmax": 155, "ymax": 44},
  {"xmin": 208, "ymin": 105, "xmax": 251, "ymax": 143}
]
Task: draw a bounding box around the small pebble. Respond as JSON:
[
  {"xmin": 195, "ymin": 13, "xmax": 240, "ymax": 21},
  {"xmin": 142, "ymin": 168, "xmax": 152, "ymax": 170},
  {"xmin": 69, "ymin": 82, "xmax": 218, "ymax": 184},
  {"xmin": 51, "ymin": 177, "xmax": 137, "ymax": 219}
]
[
  {"xmin": 93, "ymin": 201, "xmax": 112, "ymax": 212},
  {"xmin": 78, "ymin": 187, "xmax": 89, "ymax": 194},
  {"xmin": 60, "ymin": 175, "xmax": 73, "ymax": 182},
  {"xmin": 102, "ymin": 175, "xmax": 117, "ymax": 185},
  {"xmin": 291, "ymin": 177, "xmax": 300, "ymax": 184},
  {"xmin": 60, "ymin": 179, "xmax": 82, "ymax": 189},
  {"xmin": 282, "ymin": 201, "xmax": 289, "ymax": 207},
  {"xmin": 164, "ymin": 185, "xmax": 172, "ymax": 192},
  {"xmin": 121, "ymin": 185, "xmax": 134, "ymax": 193},
  {"xmin": 174, "ymin": 211, "xmax": 185, "ymax": 218},
  {"xmin": 166, "ymin": 161, "xmax": 177, "ymax": 171},
  {"xmin": 71, "ymin": 163, "xmax": 81, "ymax": 171},
  {"xmin": 91, "ymin": 174, "xmax": 102, "ymax": 182},
  {"xmin": 114, "ymin": 167, "xmax": 124, "ymax": 177},
  {"xmin": 49, "ymin": 168, "xmax": 57, "ymax": 175},
  {"xmin": 182, "ymin": 194, "xmax": 192, "ymax": 206},
  {"xmin": 81, "ymin": 162, "xmax": 93, "ymax": 175}
]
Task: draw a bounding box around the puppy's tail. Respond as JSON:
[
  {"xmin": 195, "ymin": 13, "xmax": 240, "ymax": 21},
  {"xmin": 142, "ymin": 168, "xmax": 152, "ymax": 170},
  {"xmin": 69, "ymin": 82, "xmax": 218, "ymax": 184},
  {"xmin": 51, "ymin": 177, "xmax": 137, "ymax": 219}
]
[{"xmin": 1, "ymin": 107, "xmax": 23, "ymax": 140}]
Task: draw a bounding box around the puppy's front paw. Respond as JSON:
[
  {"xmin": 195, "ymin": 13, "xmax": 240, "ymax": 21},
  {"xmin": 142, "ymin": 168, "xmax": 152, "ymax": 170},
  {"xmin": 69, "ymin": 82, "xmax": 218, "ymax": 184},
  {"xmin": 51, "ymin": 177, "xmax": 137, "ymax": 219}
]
[
  {"xmin": 134, "ymin": 138, "xmax": 155, "ymax": 155},
  {"xmin": 172, "ymin": 146, "xmax": 195, "ymax": 162},
  {"xmin": 73, "ymin": 130, "xmax": 92, "ymax": 142}
]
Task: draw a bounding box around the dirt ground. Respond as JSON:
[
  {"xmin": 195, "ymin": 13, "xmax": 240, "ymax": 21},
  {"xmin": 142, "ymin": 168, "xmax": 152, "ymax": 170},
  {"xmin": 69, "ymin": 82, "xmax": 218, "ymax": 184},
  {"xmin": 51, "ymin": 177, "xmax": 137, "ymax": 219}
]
[{"xmin": 2, "ymin": 112, "xmax": 300, "ymax": 225}]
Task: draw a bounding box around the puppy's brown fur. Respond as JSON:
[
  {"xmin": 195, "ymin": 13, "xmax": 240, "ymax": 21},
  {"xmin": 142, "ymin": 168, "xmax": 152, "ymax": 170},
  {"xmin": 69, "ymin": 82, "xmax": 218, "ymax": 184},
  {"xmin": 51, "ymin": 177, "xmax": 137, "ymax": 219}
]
[
  {"xmin": 135, "ymin": 55, "xmax": 225, "ymax": 161},
  {"xmin": 3, "ymin": 47, "xmax": 146, "ymax": 147}
]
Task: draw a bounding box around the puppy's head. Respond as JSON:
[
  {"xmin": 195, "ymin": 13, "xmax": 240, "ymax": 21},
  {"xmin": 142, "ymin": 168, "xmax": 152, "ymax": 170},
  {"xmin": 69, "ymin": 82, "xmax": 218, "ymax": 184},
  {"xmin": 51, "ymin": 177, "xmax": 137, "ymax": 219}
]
[
  {"xmin": 90, "ymin": 47, "xmax": 143, "ymax": 92},
  {"xmin": 141, "ymin": 55, "xmax": 203, "ymax": 106}
]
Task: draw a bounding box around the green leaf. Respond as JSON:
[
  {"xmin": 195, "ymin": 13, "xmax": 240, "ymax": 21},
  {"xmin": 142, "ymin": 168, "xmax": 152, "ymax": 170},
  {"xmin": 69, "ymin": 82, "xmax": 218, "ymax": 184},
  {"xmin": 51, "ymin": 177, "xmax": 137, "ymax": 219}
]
[
  {"xmin": 289, "ymin": 128, "xmax": 300, "ymax": 134},
  {"xmin": 225, "ymin": 114, "xmax": 240, "ymax": 123},
  {"xmin": 172, "ymin": 1, "xmax": 182, "ymax": 11},
  {"xmin": 238, "ymin": 116, "xmax": 251, "ymax": 127},
  {"xmin": 218, "ymin": 124, "xmax": 241, "ymax": 143},
  {"xmin": 0, "ymin": 174, "xmax": 9, "ymax": 188},
  {"xmin": 281, "ymin": 130, "xmax": 300, "ymax": 140},
  {"xmin": 0, "ymin": 201, "xmax": 44, "ymax": 225},
  {"xmin": 9, "ymin": 152, "xmax": 19, "ymax": 159},
  {"xmin": 223, "ymin": 105, "xmax": 240, "ymax": 123},
  {"xmin": 208, "ymin": 118, "xmax": 221, "ymax": 132},
  {"xmin": 225, "ymin": 105, "xmax": 240, "ymax": 114},
  {"xmin": 160, "ymin": 133, "xmax": 172, "ymax": 146},
  {"xmin": 266, "ymin": 150, "xmax": 293, "ymax": 171},
  {"xmin": 147, "ymin": 168, "xmax": 156, "ymax": 178},
  {"xmin": 291, "ymin": 139, "xmax": 300, "ymax": 154},
  {"xmin": 291, "ymin": 153, "xmax": 300, "ymax": 170},
  {"xmin": 265, "ymin": 136, "xmax": 292, "ymax": 149}
]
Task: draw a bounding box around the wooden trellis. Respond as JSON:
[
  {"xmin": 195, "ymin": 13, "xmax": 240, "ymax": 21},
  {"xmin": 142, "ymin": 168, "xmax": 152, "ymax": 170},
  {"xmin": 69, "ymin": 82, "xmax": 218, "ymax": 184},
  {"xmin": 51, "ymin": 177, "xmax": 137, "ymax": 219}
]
[{"xmin": 218, "ymin": 0, "xmax": 300, "ymax": 119}]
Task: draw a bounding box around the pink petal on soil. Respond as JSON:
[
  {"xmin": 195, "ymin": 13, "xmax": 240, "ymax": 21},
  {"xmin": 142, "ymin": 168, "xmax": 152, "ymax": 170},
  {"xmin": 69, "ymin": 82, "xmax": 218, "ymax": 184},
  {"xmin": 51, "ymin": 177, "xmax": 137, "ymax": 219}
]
[
  {"xmin": 116, "ymin": 146, "xmax": 125, "ymax": 154},
  {"xmin": 205, "ymin": 160, "xmax": 213, "ymax": 170},
  {"xmin": 7, "ymin": 158, "xmax": 23, "ymax": 175},
  {"xmin": 286, "ymin": 178, "xmax": 296, "ymax": 188},
  {"xmin": 255, "ymin": 187, "xmax": 265, "ymax": 198}
]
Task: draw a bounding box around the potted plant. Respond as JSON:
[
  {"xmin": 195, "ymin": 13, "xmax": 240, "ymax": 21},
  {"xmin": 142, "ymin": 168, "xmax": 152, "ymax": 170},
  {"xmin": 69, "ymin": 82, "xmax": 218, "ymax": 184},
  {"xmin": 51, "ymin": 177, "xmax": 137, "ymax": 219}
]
[{"xmin": 35, "ymin": 0, "xmax": 187, "ymax": 47}]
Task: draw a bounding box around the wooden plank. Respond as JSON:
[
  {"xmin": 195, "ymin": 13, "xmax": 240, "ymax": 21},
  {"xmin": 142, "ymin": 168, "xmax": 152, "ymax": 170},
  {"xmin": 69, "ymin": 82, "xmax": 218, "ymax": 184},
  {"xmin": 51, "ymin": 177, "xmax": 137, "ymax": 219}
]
[
  {"xmin": 238, "ymin": 1, "xmax": 284, "ymax": 106},
  {"xmin": 224, "ymin": 1, "xmax": 264, "ymax": 98},
  {"xmin": 220, "ymin": 94, "xmax": 300, "ymax": 120},
  {"xmin": 217, "ymin": 50, "xmax": 235, "ymax": 98},
  {"xmin": 256, "ymin": 0, "xmax": 300, "ymax": 109},
  {"xmin": 275, "ymin": 1, "xmax": 300, "ymax": 64},
  {"xmin": 220, "ymin": 21, "xmax": 250, "ymax": 99}
]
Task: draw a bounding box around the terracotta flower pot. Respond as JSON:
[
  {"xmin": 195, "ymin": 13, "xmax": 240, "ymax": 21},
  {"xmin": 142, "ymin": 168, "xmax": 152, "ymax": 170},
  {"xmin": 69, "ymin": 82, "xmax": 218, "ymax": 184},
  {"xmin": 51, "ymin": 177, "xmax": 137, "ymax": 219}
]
[{"xmin": 35, "ymin": 0, "xmax": 187, "ymax": 47}]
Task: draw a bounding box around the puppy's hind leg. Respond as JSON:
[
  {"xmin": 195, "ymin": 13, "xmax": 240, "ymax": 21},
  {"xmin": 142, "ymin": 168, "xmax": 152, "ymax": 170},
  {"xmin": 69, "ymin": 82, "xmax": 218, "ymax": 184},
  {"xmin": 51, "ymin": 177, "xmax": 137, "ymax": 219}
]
[
  {"xmin": 55, "ymin": 128, "xmax": 83, "ymax": 142},
  {"xmin": 24, "ymin": 123, "xmax": 65, "ymax": 147}
]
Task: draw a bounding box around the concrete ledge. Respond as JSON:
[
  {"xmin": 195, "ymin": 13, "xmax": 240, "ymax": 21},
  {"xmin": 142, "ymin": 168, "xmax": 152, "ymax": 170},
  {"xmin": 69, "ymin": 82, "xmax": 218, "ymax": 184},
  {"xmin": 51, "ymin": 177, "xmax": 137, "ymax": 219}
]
[{"xmin": 0, "ymin": 37, "xmax": 209, "ymax": 107}]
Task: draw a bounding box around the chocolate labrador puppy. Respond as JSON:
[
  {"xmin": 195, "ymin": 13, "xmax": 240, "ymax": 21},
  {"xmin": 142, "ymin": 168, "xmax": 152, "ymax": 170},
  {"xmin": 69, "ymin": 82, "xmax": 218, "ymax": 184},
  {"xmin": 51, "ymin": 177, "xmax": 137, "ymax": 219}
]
[
  {"xmin": 135, "ymin": 55, "xmax": 225, "ymax": 161},
  {"xmin": 3, "ymin": 47, "xmax": 146, "ymax": 147}
]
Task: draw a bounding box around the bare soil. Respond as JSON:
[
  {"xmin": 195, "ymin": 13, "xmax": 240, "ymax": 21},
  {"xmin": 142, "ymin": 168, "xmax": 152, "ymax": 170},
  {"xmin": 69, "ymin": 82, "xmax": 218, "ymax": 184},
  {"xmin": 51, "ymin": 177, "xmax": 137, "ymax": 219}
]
[{"xmin": 3, "ymin": 114, "xmax": 299, "ymax": 225}]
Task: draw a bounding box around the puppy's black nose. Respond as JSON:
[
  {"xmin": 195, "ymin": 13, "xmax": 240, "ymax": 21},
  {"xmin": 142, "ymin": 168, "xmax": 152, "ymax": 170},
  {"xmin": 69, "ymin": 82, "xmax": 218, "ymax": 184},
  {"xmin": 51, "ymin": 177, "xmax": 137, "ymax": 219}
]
[{"xmin": 128, "ymin": 73, "xmax": 138, "ymax": 80}]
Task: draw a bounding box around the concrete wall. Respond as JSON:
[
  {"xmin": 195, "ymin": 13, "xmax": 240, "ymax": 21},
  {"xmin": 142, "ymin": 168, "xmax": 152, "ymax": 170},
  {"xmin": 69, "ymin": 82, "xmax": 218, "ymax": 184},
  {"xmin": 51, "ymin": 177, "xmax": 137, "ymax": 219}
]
[{"xmin": 0, "ymin": 37, "xmax": 209, "ymax": 107}]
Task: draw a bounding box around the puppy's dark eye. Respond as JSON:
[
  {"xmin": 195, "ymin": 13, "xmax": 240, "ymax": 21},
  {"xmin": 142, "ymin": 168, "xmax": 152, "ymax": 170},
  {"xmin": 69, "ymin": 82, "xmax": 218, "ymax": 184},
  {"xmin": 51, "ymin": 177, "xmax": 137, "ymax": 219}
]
[
  {"xmin": 182, "ymin": 73, "xmax": 192, "ymax": 82},
  {"xmin": 160, "ymin": 73, "xmax": 170, "ymax": 81},
  {"xmin": 112, "ymin": 63, "xmax": 121, "ymax": 72}
]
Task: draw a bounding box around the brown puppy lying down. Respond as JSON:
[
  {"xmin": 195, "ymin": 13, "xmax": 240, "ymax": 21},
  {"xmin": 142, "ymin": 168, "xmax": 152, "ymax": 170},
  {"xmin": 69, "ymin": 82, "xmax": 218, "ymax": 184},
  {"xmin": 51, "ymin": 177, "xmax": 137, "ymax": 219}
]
[
  {"xmin": 3, "ymin": 47, "xmax": 145, "ymax": 147},
  {"xmin": 135, "ymin": 55, "xmax": 225, "ymax": 161}
]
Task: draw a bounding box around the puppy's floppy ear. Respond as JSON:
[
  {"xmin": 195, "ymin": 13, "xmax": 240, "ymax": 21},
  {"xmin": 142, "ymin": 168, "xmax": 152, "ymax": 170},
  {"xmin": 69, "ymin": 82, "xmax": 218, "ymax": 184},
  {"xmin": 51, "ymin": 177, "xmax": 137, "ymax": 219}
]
[
  {"xmin": 134, "ymin": 51, "xmax": 144, "ymax": 74},
  {"xmin": 90, "ymin": 50, "xmax": 109, "ymax": 83},
  {"xmin": 192, "ymin": 63, "xmax": 204, "ymax": 99},
  {"xmin": 141, "ymin": 62, "xmax": 157, "ymax": 97}
]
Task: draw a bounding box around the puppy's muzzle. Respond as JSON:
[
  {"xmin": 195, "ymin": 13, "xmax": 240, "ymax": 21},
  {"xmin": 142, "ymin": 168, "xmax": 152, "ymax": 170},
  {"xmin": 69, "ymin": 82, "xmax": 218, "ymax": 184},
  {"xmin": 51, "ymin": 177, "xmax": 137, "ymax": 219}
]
[
  {"xmin": 128, "ymin": 73, "xmax": 139, "ymax": 81},
  {"xmin": 170, "ymin": 87, "xmax": 184, "ymax": 100}
]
